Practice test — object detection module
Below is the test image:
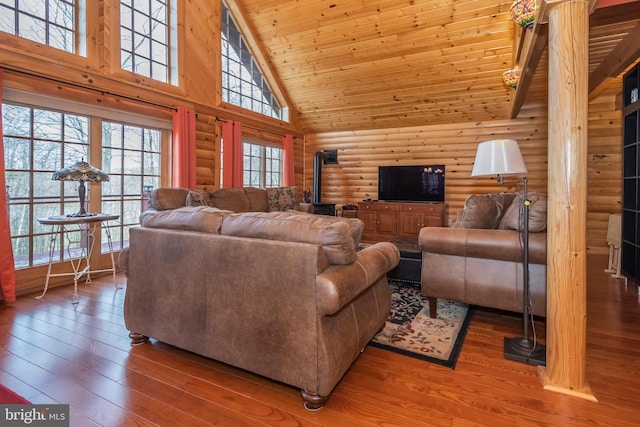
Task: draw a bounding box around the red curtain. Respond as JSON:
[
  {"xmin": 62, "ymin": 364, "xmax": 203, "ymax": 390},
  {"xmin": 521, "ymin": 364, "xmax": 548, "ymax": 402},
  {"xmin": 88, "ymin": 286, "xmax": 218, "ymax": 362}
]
[
  {"xmin": 0, "ymin": 69, "xmax": 17, "ymax": 303},
  {"xmin": 282, "ymin": 134, "xmax": 294, "ymax": 187},
  {"xmin": 221, "ymin": 120, "xmax": 243, "ymax": 188},
  {"xmin": 171, "ymin": 107, "xmax": 196, "ymax": 189}
]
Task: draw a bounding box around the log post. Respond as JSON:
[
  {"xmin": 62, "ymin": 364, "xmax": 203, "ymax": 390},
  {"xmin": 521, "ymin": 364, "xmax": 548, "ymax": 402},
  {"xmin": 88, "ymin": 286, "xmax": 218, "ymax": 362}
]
[{"xmin": 538, "ymin": 0, "xmax": 596, "ymax": 401}]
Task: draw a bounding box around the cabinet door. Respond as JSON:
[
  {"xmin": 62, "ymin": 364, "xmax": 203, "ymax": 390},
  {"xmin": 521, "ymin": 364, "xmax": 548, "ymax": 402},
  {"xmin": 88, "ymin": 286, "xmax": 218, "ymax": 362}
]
[
  {"xmin": 398, "ymin": 211, "xmax": 423, "ymax": 236},
  {"xmin": 377, "ymin": 211, "xmax": 398, "ymax": 236},
  {"xmin": 359, "ymin": 211, "xmax": 378, "ymax": 234},
  {"xmin": 397, "ymin": 204, "xmax": 445, "ymax": 237}
]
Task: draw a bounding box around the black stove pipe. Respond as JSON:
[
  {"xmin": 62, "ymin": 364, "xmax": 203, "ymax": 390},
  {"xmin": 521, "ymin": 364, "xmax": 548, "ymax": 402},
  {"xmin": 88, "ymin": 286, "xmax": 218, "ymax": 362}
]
[
  {"xmin": 312, "ymin": 150, "xmax": 337, "ymax": 204},
  {"xmin": 313, "ymin": 152, "xmax": 324, "ymax": 204}
]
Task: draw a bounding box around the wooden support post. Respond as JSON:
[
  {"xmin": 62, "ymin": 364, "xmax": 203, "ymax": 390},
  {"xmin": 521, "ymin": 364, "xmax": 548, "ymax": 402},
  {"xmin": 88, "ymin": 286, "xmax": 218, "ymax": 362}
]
[{"xmin": 538, "ymin": 0, "xmax": 596, "ymax": 401}]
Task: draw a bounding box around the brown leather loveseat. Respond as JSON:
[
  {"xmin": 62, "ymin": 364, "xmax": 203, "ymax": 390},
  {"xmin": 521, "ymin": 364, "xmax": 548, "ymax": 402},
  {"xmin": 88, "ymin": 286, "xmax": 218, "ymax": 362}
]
[
  {"xmin": 120, "ymin": 188, "xmax": 400, "ymax": 410},
  {"xmin": 419, "ymin": 192, "xmax": 547, "ymax": 318}
]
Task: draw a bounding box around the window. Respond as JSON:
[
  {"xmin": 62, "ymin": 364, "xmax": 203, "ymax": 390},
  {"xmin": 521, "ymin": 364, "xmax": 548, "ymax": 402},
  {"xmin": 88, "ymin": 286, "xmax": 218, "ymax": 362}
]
[
  {"xmin": 0, "ymin": 0, "xmax": 79, "ymax": 53},
  {"xmin": 221, "ymin": 1, "xmax": 282, "ymax": 119},
  {"xmin": 101, "ymin": 122, "xmax": 161, "ymax": 252},
  {"xmin": 3, "ymin": 97, "xmax": 168, "ymax": 270},
  {"xmin": 243, "ymin": 141, "xmax": 282, "ymax": 188},
  {"xmin": 3, "ymin": 103, "xmax": 89, "ymax": 268},
  {"xmin": 120, "ymin": 0, "xmax": 177, "ymax": 85}
]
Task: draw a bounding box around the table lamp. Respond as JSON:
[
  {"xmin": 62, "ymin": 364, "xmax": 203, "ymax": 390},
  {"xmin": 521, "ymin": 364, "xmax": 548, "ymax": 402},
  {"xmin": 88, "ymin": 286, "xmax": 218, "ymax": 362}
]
[
  {"xmin": 53, "ymin": 159, "xmax": 109, "ymax": 217},
  {"xmin": 471, "ymin": 139, "xmax": 546, "ymax": 366}
]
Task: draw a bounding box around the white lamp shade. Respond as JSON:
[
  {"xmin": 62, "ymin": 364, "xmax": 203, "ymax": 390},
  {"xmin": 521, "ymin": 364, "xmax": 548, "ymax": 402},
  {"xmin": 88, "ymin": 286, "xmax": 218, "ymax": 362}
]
[{"xmin": 471, "ymin": 139, "xmax": 527, "ymax": 177}]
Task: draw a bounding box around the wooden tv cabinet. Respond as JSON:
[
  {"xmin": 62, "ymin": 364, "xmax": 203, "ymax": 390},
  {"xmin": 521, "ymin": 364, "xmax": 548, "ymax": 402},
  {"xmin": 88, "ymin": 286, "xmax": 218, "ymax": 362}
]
[{"xmin": 357, "ymin": 201, "xmax": 446, "ymax": 242}]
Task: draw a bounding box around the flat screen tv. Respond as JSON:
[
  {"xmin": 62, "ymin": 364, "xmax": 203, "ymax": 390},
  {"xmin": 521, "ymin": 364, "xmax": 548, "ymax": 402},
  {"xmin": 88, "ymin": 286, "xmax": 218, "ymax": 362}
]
[{"xmin": 378, "ymin": 165, "xmax": 445, "ymax": 203}]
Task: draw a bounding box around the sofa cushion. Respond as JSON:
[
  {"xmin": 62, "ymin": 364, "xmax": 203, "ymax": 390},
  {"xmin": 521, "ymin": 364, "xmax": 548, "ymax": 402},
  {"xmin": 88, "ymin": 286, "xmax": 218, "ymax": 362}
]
[
  {"xmin": 141, "ymin": 206, "xmax": 232, "ymax": 233},
  {"xmin": 210, "ymin": 187, "xmax": 251, "ymax": 212},
  {"xmin": 150, "ymin": 188, "xmax": 190, "ymax": 210},
  {"xmin": 244, "ymin": 187, "xmax": 269, "ymax": 211},
  {"xmin": 220, "ymin": 211, "xmax": 363, "ymax": 265},
  {"xmin": 266, "ymin": 187, "xmax": 298, "ymax": 211},
  {"xmin": 459, "ymin": 192, "xmax": 515, "ymax": 229},
  {"xmin": 499, "ymin": 191, "xmax": 547, "ymax": 232}
]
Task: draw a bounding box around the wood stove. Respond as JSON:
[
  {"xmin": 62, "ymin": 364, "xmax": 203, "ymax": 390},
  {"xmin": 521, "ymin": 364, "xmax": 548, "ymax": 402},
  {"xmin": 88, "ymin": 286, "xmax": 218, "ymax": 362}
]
[{"xmin": 312, "ymin": 150, "xmax": 337, "ymax": 216}]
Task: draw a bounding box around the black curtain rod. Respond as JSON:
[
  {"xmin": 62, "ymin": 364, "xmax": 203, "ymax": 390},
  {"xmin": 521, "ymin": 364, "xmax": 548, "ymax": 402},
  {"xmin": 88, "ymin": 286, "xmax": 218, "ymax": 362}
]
[{"xmin": 3, "ymin": 66, "xmax": 178, "ymax": 112}]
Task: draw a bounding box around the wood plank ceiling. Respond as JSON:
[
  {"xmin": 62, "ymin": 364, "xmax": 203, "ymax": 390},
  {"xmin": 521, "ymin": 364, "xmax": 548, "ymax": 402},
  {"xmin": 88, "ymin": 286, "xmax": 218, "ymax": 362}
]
[{"xmin": 235, "ymin": 0, "xmax": 640, "ymax": 134}]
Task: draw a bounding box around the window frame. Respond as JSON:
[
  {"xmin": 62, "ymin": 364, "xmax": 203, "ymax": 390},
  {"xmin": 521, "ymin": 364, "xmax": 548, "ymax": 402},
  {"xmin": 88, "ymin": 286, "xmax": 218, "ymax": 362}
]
[
  {"xmin": 221, "ymin": 0, "xmax": 288, "ymax": 121},
  {"xmin": 2, "ymin": 103, "xmax": 91, "ymax": 269},
  {"xmin": 2, "ymin": 89, "xmax": 171, "ymax": 293},
  {"xmin": 242, "ymin": 138, "xmax": 283, "ymax": 189},
  {"xmin": 0, "ymin": 0, "xmax": 86, "ymax": 56},
  {"xmin": 119, "ymin": 0, "xmax": 179, "ymax": 86}
]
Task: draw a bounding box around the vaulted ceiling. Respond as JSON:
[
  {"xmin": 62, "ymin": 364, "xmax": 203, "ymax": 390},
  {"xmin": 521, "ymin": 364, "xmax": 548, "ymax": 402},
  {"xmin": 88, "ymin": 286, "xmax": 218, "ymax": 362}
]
[{"xmin": 235, "ymin": 0, "xmax": 640, "ymax": 134}]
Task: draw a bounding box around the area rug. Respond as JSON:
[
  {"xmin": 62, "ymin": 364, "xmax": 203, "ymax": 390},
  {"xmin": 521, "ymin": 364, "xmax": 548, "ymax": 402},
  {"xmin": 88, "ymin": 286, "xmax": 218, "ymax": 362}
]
[
  {"xmin": 370, "ymin": 280, "xmax": 472, "ymax": 369},
  {"xmin": 0, "ymin": 384, "xmax": 30, "ymax": 404}
]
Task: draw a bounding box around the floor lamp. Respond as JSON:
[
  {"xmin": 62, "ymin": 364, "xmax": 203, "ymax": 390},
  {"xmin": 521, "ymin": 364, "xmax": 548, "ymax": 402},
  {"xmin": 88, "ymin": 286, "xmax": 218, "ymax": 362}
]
[{"xmin": 471, "ymin": 139, "xmax": 546, "ymax": 366}]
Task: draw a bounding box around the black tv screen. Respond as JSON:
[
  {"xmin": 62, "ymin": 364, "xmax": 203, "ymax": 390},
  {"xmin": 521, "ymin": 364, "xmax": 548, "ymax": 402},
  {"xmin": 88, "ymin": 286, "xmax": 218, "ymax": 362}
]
[{"xmin": 378, "ymin": 165, "xmax": 445, "ymax": 202}]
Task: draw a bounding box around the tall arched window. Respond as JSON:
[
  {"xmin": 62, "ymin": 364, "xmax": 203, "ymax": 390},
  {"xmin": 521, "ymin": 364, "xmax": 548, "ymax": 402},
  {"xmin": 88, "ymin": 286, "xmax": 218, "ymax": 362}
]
[{"xmin": 221, "ymin": 1, "xmax": 282, "ymax": 120}]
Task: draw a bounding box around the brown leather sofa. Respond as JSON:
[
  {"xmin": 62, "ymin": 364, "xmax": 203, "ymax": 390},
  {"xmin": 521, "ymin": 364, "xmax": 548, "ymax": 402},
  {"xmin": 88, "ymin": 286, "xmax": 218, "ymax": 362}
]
[
  {"xmin": 419, "ymin": 192, "xmax": 547, "ymax": 318},
  {"xmin": 120, "ymin": 192, "xmax": 400, "ymax": 410},
  {"xmin": 147, "ymin": 186, "xmax": 315, "ymax": 214}
]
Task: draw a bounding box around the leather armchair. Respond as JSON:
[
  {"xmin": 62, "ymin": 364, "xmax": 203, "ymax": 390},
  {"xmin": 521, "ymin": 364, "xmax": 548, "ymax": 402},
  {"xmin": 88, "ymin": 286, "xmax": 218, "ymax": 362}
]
[{"xmin": 419, "ymin": 191, "xmax": 547, "ymax": 318}]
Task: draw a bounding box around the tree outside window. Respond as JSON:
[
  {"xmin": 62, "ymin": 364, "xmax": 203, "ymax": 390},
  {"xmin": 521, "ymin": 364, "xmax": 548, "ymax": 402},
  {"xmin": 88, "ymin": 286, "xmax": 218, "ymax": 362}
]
[
  {"xmin": 0, "ymin": 0, "xmax": 77, "ymax": 53},
  {"xmin": 2, "ymin": 103, "xmax": 165, "ymax": 269},
  {"xmin": 243, "ymin": 141, "xmax": 282, "ymax": 188},
  {"xmin": 221, "ymin": 1, "xmax": 282, "ymax": 120},
  {"xmin": 121, "ymin": 0, "xmax": 177, "ymax": 85}
]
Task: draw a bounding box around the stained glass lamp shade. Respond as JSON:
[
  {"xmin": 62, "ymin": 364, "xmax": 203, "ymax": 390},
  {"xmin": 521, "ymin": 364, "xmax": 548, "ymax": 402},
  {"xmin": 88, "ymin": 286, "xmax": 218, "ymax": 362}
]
[{"xmin": 53, "ymin": 160, "xmax": 109, "ymax": 217}]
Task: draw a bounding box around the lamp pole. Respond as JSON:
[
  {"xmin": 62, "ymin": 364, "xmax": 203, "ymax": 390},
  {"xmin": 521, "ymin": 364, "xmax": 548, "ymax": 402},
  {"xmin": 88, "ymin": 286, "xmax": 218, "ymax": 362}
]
[{"xmin": 503, "ymin": 177, "xmax": 546, "ymax": 366}]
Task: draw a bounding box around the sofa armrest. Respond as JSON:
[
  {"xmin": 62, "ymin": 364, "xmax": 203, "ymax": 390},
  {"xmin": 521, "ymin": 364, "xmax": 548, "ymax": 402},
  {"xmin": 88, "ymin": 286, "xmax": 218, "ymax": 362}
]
[
  {"xmin": 419, "ymin": 227, "xmax": 546, "ymax": 264},
  {"xmin": 316, "ymin": 242, "xmax": 400, "ymax": 316}
]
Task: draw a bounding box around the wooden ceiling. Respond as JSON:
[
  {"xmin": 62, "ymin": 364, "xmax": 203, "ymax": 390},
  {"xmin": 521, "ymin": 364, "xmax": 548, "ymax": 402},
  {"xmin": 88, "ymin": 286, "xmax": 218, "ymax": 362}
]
[{"xmin": 235, "ymin": 0, "xmax": 640, "ymax": 134}]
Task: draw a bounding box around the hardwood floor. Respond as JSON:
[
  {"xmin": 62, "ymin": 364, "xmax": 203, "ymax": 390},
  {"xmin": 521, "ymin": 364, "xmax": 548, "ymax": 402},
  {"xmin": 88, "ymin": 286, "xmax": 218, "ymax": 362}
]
[{"xmin": 1, "ymin": 255, "xmax": 639, "ymax": 426}]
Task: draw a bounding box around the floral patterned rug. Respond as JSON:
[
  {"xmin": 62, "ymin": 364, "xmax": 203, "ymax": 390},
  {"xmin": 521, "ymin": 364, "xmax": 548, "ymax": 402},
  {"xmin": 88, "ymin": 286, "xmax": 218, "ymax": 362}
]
[{"xmin": 370, "ymin": 280, "xmax": 472, "ymax": 369}]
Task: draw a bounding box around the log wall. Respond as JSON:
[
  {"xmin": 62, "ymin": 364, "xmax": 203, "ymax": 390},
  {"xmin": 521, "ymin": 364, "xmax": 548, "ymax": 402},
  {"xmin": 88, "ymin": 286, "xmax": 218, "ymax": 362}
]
[
  {"xmin": 587, "ymin": 78, "xmax": 623, "ymax": 254},
  {"xmin": 305, "ymin": 86, "xmax": 623, "ymax": 254}
]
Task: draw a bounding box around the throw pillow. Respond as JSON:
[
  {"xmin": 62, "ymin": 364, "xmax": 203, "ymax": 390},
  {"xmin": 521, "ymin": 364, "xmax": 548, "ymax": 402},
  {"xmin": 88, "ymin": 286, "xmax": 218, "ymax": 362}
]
[
  {"xmin": 266, "ymin": 187, "xmax": 298, "ymax": 211},
  {"xmin": 499, "ymin": 191, "xmax": 547, "ymax": 232},
  {"xmin": 185, "ymin": 190, "xmax": 214, "ymax": 207},
  {"xmin": 458, "ymin": 192, "xmax": 516, "ymax": 229},
  {"xmin": 459, "ymin": 194, "xmax": 497, "ymax": 229}
]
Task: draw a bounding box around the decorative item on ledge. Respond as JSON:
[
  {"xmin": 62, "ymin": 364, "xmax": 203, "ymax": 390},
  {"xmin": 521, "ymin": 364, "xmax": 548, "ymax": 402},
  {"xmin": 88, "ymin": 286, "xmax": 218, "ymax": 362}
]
[
  {"xmin": 510, "ymin": 0, "xmax": 537, "ymax": 29},
  {"xmin": 502, "ymin": 67, "xmax": 521, "ymax": 89}
]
